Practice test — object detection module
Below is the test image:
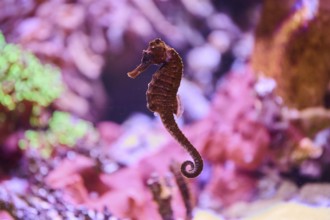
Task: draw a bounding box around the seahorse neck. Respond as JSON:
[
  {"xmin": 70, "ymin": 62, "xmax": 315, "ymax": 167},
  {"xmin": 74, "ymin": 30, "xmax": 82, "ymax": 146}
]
[{"xmin": 156, "ymin": 51, "xmax": 183, "ymax": 94}]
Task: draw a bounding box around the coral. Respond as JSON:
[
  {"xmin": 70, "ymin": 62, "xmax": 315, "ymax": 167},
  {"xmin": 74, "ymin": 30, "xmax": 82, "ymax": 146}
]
[
  {"xmin": 46, "ymin": 155, "xmax": 156, "ymax": 219},
  {"xmin": 200, "ymin": 68, "xmax": 270, "ymax": 171},
  {"xmin": 201, "ymin": 165, "xmax": 257, "ymax": 208},
  {"xmin": 0, "ymin": 151, "xmax": 116, "ymax": 220},
  {"xmin": 0, "ymin": 32, "xmax": 62, "ymax": 111},
  {"xmin": 254, "ymin": 77, "xmax": 330, "ymax": 178},
  {"xmin": 19, "ymin": 111, "xmax": 99, "ymax": 158},
  {"xmin": 250, "ymin": 0, "xmax": 330, "ymax": 179},
  {"xmin": 0, "ymin": 32, "xmax": 63, "ymax": 167},
  {"xmin": 0, "ymin": 32, "xmax": 62, "ymax": 144},
  {"xmin": 252, "ymin": 0, "xmax": 330, "ymax": 109}
]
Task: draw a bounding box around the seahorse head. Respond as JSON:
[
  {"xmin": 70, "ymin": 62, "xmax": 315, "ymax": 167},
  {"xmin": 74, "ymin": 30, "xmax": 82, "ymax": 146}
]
[
  {"xmin": 128, "ymin": 38, "xmax": 167, "ymax": 78},
  {"xmin": 146, "ymin": 38, "xmax": 167, "ymax": 63}
]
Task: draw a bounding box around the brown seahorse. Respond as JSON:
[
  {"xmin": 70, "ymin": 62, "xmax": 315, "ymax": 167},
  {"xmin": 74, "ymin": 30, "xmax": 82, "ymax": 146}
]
[{"xmin": 127, "ymin": 38, "xmax": 203, "ymax": 178}]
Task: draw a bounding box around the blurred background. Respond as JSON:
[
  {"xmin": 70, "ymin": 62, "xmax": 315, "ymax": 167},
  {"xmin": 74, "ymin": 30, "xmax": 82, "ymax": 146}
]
[{"xmin": 1, "ymin": 0, "xmax": 330, "ymax": 219}]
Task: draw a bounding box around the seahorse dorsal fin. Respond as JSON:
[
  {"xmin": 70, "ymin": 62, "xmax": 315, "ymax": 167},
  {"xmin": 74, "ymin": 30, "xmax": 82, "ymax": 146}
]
[{"xmin": 175, "ymin": 95, "xmax": 184, "ymax": 117}]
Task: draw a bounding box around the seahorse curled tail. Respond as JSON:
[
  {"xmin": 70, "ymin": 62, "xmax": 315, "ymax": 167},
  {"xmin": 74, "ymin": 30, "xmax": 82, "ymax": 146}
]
[{"xmin": 160, "ymin": 112, "xmax": 203, "ymax": 178}]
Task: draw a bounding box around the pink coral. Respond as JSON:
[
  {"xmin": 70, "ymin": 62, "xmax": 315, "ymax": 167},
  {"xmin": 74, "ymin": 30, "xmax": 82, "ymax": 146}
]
[
  {"xmin": 44, "ymin": 148, "xmax": 187, "ymax": 219},
  {"xmin": 203, "ymin": 164, "xmax": 257, "ymax": 207},
  {"xmin": 200, "ymin": 67, "xmax": 270, "ymax": 170}
]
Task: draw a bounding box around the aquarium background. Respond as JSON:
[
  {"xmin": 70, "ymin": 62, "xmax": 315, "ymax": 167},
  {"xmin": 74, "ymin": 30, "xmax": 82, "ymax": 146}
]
[{"xmin": 1, "ymin": 0, "xmax": 330, "ymax": 219}]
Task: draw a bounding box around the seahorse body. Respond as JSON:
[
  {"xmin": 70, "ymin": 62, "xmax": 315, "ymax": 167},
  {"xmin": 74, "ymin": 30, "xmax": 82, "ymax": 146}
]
[{"xmin": 127, "ymin": 38, "xmax": 203, "ymax": 178}]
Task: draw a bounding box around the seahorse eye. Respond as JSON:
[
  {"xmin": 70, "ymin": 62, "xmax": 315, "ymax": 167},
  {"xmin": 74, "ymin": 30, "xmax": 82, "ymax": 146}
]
[{"xmin": 142, "ymin": 51, "xmax": 152, "ymax": 63}]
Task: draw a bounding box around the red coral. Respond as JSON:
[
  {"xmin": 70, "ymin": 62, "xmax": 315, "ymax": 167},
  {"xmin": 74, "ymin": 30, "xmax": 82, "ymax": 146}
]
[
  {"xmin": 44, "ymin": 151, "xmax": 176, "ymax": 219},
  {"xmin": 97, "ymin": 121, "xmax": 123, "ymax": 145},
  {"xmin": 203, "ymin": 164, "xmax": 257, "ymax": 207},
  {"xmin": 199, "ymin": 67, "xmax": 270, "ymax": 170}
]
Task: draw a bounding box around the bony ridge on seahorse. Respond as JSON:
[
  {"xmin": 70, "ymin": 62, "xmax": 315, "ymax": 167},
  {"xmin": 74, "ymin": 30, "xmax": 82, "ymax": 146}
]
[{"xmin": 127, "ymin": 38, "xmax": 203, "ymax": 178}]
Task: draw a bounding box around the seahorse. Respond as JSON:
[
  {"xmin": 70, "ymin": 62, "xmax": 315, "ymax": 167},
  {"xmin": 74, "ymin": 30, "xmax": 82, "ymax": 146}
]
[{"xmin": 127, "ymin": 38, "xmax": 203, "ymax": 178}]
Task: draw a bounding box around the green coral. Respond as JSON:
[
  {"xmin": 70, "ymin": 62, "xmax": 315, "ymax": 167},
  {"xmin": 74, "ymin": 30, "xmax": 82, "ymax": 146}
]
[
  {"xmin": 19, "ymin": 111, "xmax": 99, "ymax": 158},
  {"xmin": 49, "ymin": 111, "xmax": 96, "ymax": 147},
  {"xmin": 0, "ymin": 33, "xmax": 98, "ymax": 158},
  {"xmin": 0, "ymin": 32, "xmax": 62, "ymax": 111}
]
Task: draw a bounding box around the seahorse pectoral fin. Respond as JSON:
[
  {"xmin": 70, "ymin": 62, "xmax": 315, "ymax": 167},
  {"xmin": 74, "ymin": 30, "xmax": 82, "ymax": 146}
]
[{"xmin": 175, "ymin": 95, "xmax": 184, "ymax": 117}]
